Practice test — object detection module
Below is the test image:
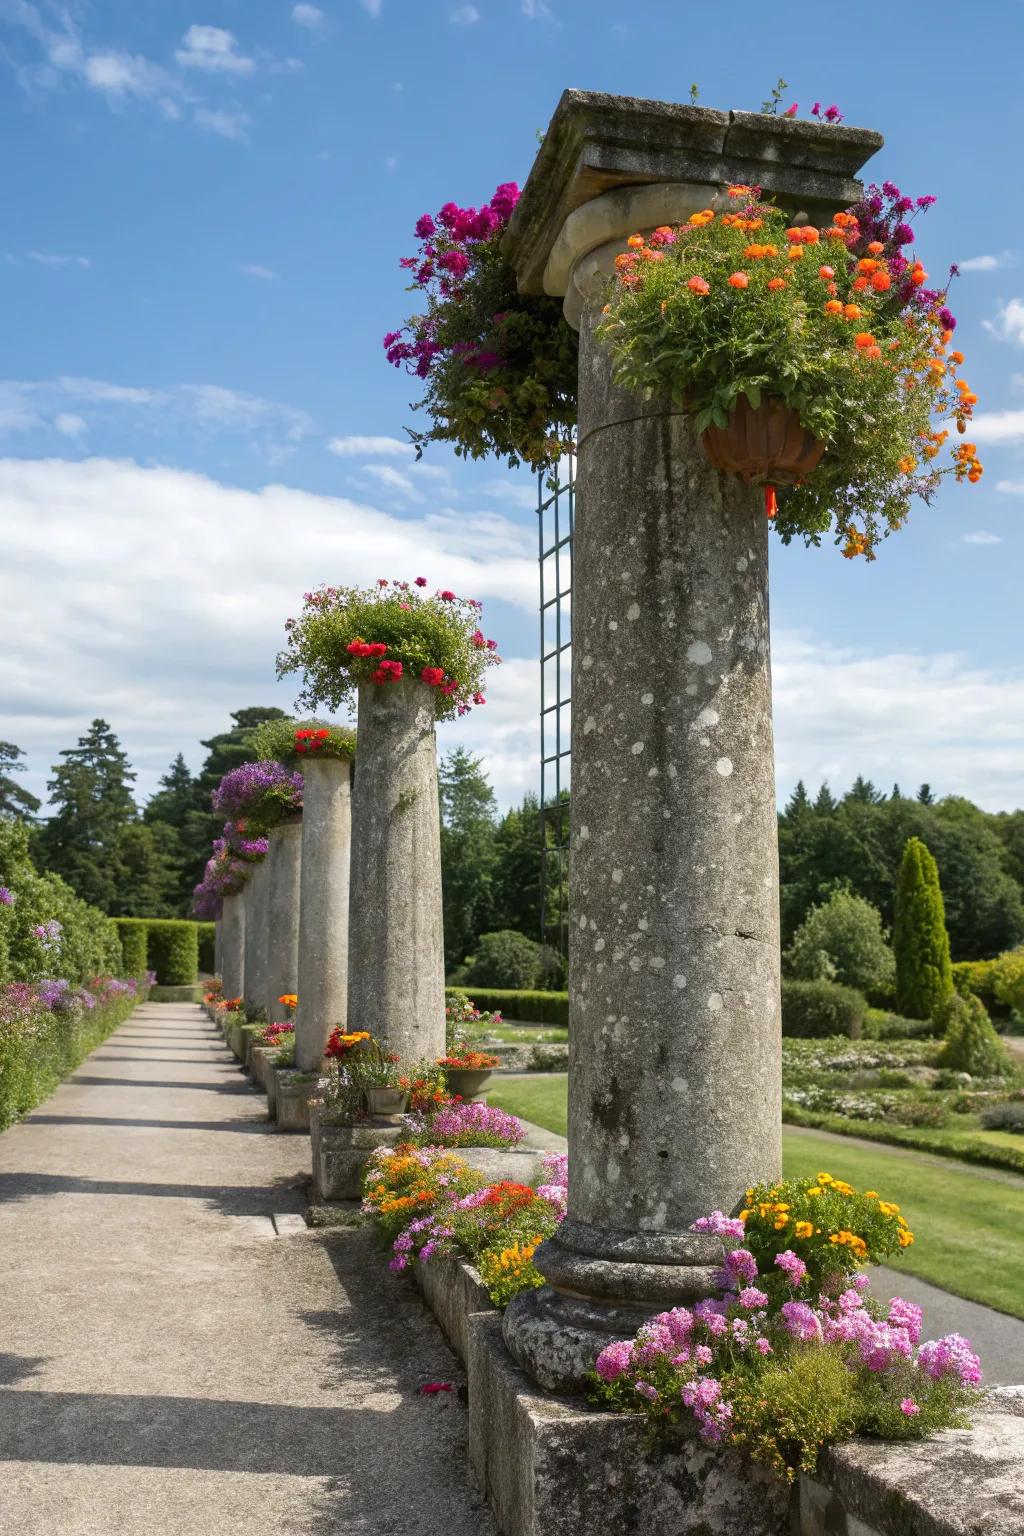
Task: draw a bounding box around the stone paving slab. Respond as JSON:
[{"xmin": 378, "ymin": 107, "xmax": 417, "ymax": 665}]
[{"xmin": 0, "ymin": 1002, "xmax": 496, "ymax": 1536}]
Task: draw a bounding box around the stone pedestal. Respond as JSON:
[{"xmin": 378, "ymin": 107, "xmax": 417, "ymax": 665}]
[
  {"xmin": 214, "ymin": 917, "xmax": 222, "ymax": 980},
  {"xmin": 502, "ymin": 90, "xmax": 882, "ymax": 1392},
  {"xmin": 310, "ymin": 1107, "xmax": 404, "ymax": 1201},
  {"xmin": 295, "ymin": 755, "xmax": 353, "ymax": 1073},
  {"xmin": 220, "ymin": 890, "xmax": 246, "ymax": 1002},
  {"xmin": 274, "ymin": 1071, "xmax": 313, "ymax": 1133},
  {"xmin": 262, "ymin": 819, "xmax": 302, "ymax": 1024},
  {"xmin": 347, "ymin": 679, "xmax": 445, "ymax": 1061},
  {"xmin": 249, "ymin": 1044, "xmax": 277, "ymax": 1089},
  {"xmin": 242, "ymin": 858, "xmax": 270, "ymax": 1019}
]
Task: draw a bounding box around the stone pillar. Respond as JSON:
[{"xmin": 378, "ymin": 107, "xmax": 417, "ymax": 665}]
[
  {"xmin": 221, "ymin": 890, "xmax": 246, "ymax": 1002},
  {"xmin": 214, "ymin": 918, "xmax": 223, "ymax": 980},
  {"xmin": 295, "ymin": 754, "xmax": 353, "ymax": 1073},
  {"xmin": 347, "ymin": 679, "xmax": 445, "ymax": 1061},
  {"xmin": 501, "ymin": 91, "xmax": 882, "ymax": 1391},
  {"xmin": 263, "ymin": 819, "xmax": 302, "ymax": 1023},
  {"xmin": 243, "ymin": 856, "xmax": 270, "ymax": 1019}
]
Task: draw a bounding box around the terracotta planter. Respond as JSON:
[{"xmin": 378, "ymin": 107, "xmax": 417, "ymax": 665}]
[
  {"xmin": 443, "ymin": 1067, "xmax": 494, "ymax": 1100},
  {"xmin": 700, "ymin": 396, "xmax": 824, "ymax": 486}
]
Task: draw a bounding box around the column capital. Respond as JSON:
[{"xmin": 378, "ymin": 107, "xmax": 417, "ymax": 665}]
[{"xmin": 504, "ymin": 89, "xmax": 884, "ymax": 314}]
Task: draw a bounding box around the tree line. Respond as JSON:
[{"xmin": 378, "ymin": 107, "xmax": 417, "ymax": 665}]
[{"xmin": 3, "ymin": 722, "xmax": 1022, "ymax": 966}]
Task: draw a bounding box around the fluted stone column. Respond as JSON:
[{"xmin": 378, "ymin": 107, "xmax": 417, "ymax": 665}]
[
  {"xmin": 243, "ymin": 856, "xmax": 270, "ymax": 1019},
  {"xmin": 295, "ymin": 754, "xmax": 353, "ymax": 1073},
  {"xmin": 501, "ymin": 91, "xmax": 883, "ymax": 1390},
  {"xmin": 263, "ymin": 819, "xmax": 302, "ymax": 1023},
  {"xmin": 347, "ymin": 679, "xmax": 445, "ymax": 1061},
  {"xmin": 221, "ymin": 890, "xmax": 246, "ymax": 1002}
]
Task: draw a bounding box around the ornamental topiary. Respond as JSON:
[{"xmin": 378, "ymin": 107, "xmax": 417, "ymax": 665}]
[
  {"xmin": 277, "ymin": 578, "xmax": 501, "ymax": 721},
  {"xmin": 894, "ymin": 837, "xmax": 953, "ymax": 1021},
  {"xmin": 384, "ymin": 183, "xmax": 578, "ymax": 471},
  {"xmin": 146, "ymin": 919, "xmax": 199, "ymax": 986},
  {"xmin": 464, "ymin": 930, "xmax": 545, "ymax": 991},
  {"xmin": 115, "ymin": 918, "xmax": 149, "ymax": 978},
  {"xmin": 935, "ymin": 992, "xmax": 1011, "ymax": 1078},
  {"xmin": 781, "ymin": 978, "xmax": 866, "ymax": 1039},
  {"xmin": 597, "ymin": 181, "xmax": 980, "ymax": 559}
]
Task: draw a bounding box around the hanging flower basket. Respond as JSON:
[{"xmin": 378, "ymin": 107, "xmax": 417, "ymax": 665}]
[{"xmin": 700, "ymin": 396, "xmax": 825, "ymax": 485}]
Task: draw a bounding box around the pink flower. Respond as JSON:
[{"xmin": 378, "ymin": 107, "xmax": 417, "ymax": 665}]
[
  {"xmin": 439, "ymin": 589, "xmax": 456, "ymax": 601},
  {"xmin": 900, "ymin": 1398, "xmax": 920, "ymax": 1417},
  {"xmin": 738, "ymin": 1286, "xmax": 769, "ymax": 1311},
  {"xmin": 415, "ymin": 576, "xmax": 427, "ymax": 586},
  {"xmin": 595, "ymin": 1340, "xmax": 634, "ymax": 1383},
  {"xmin": 783, "ymin": 103, "xmax": 798, "ymax": 118}
]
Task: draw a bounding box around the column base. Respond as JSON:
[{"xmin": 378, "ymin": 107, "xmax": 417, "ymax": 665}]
[{"xmin": 503, "ymin": 1223, "xmax": 724, "ymax": 1393}]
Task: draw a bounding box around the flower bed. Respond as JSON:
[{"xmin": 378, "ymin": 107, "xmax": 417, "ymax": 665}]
[{"xmin": 0, "ymin": 974, "xmax": 148, "ymax": 1130}]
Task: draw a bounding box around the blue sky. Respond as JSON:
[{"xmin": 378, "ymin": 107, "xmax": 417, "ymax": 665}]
[{"xmin": 1, "ymin": 0, "xmax": 1023, "ymax": 812}]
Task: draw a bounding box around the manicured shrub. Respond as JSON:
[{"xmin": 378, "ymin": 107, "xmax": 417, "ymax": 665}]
[
  {"xmin": 445, "ymin": 986, "xmax": 568, "ymax": 1027},
  {"xmin": 0, "ymin": 819, "xmax": 124, "ymax": 985},
  {"xmin": 781, "ymin": 979, "xmax": 866, "ymax": 1039},
  {"xmin": 951, "ymin": 958, "xmax": 1000, "ymax": 1010},
  {"xmin": 785, "ymin": 890, "xmax": 895, "ymax": 999},
  {"xmin": 146, "ymin": 920, "xmax": 199, "ymax": 985},
  {"xmin": 115, "ymin": 918, "xmax": 149, "ymax": 977},
  {"xmin": 861, "ymin": 1008, "xmax": 938, "ymax": 1041},
  {"xmin": 894, "ymin": 837, "xmax": 953, "ymax": 1020},
  {"xmin": 935, "ymin": 993, "xmax": 1012, "ymax": 1078},
  {"xmin": 992, "ymin": 949, "xmax": 1024, "ymax": 1017},
  {"xmin": 464, "ymin": 930, "xmax": 545, "ymax": 990},
  {"xmin": 196, "ymin": 921, "xmax": 216, "ymax": 975}
]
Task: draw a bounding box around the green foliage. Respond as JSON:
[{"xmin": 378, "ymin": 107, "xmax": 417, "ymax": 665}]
[
  {"xmin": 992, "ymin": 948, "xmax": 1024, "ymax": 1015},
  {"xmin": 936, "ymin": 993, "xmax": 1011, "ymax": 1077},
  {"xmin": 278, "ymin": 582, "xmax": 499, "ymax": 722},
  {"xmin": 36, "ymin": 718, "xmax": 138, "ymax": 913},
  {"xmin": 0, "ymin": 740, "xmax": 41, "ymax": 820},
  {"xmin": 0, "ymin": 818, "xmax": 123, "ymax": 985},
  {"xmin": 115, "ymin": 918, "xmax": 149, "ymax": 977},
  {"xmin": 727, "ymin": 1344, "xmax": 859, "ymax": 1479},
  {"xmin": 146, "ymin": 919, "xmax": 199, "ymax": 985},
  {"xmin": 196, "ymin": 921, "xmax": 216, "ymax": 974},
  {"xmin": 250, "ymin": 715, "xmax": 355, "ymax": 764},
  {"xmin": 952, "ymin": 957, "xmax": 1000, "ymax": 1009},
  {"xmin": 785, "ymin": 890, "xmax": 895, "ymax": 998},
  {"xmin": 440, "ymin": 748, "xmax": 497, "ymax": 965},
  {"xmin": 894, "ymin": 838, "xmax": 953, "ymax": 1020},
  {"xmin": 463, "ymin": 930, "xmax": 546, "ymax": 990},
  {"xmin": 446, "ymin": 986, "xmax": 568, "ymax": 1026},
  {"xmin": 0, "ymin": 983, "xmax": 142, "ymax": 1131},
  {"xmin": 781, "ymin": 979, "xmax": 866, "ymax": 1039},
  {"xmin": 861, "ymin": 1009, "xmax": 938, "ymax": 1040},
  {"xmin": 980, "ymin": 1102, "xmax": 1024, "ymax": 1134}
]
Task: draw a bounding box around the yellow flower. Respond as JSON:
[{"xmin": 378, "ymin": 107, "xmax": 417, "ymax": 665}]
[
  {"xmin": 807, "ymin": 1187, "xmax": 822, "ymax": 1197},
  {"xmin": 898, "ymin": 1229, "xmax": 915, "ymax": 1248},
  {"xmin": 739, "ymin": 1209, "xmax": 751, "ymax": 1222},
  {"xmin": 878, "ymin": 1201, "xmax": 900, "ymax": 1217},
  {"xmin": 864, "ymin": 1190, "xmax": 878, "ymax": 1199},
  {"xmin": 817, "ymin": 1173, "xmax": 834, "ymax": 1185},
  {"xmin": 773, "ymin": 1217, "xmax": 788, "ymax": 1231},
  {"xmin": 833, "ymin": 1181, "xmax": 854, "ymax": 1196},
  {"xmin": 794, "ymin": 1221, "xmax": 813, "ymax": 1239}
]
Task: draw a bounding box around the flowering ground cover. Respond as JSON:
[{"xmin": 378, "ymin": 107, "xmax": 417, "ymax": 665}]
[{"xmin": 486, "ymin": 1075, "xmax": 1024, "ymax": 1318}]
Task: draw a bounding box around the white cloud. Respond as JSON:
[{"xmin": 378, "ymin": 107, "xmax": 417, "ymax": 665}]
[
  {"xmin": 240, "ymin": 263, "xmax": 279, "ymax": 280},
  {"xmin": 961, "ymin": 531, "xmax": 1002, "ymax": 545},
  {"xmin": 28, "ymin": 251, "xmax": 90, "ymax": 269},
  {"xmin": 983, "ymin": 297, "xmax": 1024, "ymax": 346},
  {"xmin": 360, "ymin": 0, "xmax": 382, "ymax": 14},
  {"xmin": 971, "ymin": 410, "xmax": 1024, "ymax": 444},
  {"xmin": 996, "ymin": 480, "xmax": 1024, "ymax": 495},
  {"xmin": 194, "ymin": 107, "xmax": 250, "ymax": 140},
  {"xmin": 357, "ymin": 463, "xmax": 423, "ymax": 501},
  {"xmin": 53, "ymin": 413, "xmax": 86, "ymax": 437},
  {"xmin": 522, "ymin": 0, "xmax": 558, "ymax": 18},
  {"xmin": 482, "ymin": 477, "xmax": 538, "ymax": 510},
  {"xmin": 292, "ymin": 3, "xmax": 324, "ymax": 25},
  {"xmin": 0, "ymin": 456, "xmax": 536, "ymax": 806},
  {"xmin": 960, "ymin": 253, "xmax": 1012, "ymax": 273},
  {"xmin": 450, "ymin": 3, "xmax": 480, "ymax": 22},
  {"xmin": 327, "ymin": 434, "xmax": 412, "ymax": 458},
  {"xmin": 175, "ymin": 25, "xmax": 253, "ymax": 75}
]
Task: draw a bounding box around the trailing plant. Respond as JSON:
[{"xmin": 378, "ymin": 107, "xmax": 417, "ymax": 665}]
[
  {"xmin": 384, "ymin": 183, "xmax": 577, "ymax": 471},
  {"xmin": 210, "ymin": 760, "xmax": 303, "ymax": 828},
  {"xmin": 597, "ymin": 181, "xmax": 979, "ymax": 559},
  {"xmin": 277, "ymin": 578, "xmax": 501, "ymax": 721}
]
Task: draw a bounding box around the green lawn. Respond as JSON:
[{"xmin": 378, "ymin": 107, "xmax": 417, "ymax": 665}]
[
  {"xmin": 488, "ymin": 1074, "xmax": 1024, "ymax": 1319},
  {"xmin": 470, "ymin": 1025, "xmax": 568, "ymax": 1045}
]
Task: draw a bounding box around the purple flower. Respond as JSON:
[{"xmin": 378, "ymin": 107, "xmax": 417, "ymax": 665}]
[
  {"xmin": 738, "ymin": 1286, "xmax": 769, "ymax": 1310},
  {"xmin": 781, "ymin": 1301, "xmax": 822, "ymax": 1343},
  {"xmin": 212, "ymin": 760, "xmax": 303, "ymax": 819},
  {"xmin": 595, "ymin": 1340, "xmax": 634, "ymax": 1383},
  {"xmin": 634, "ymin": 1380, "xmax": 659, "ymax": 1402},
  {"xmin": 888, "ymin": 1297, "xmax": 923, "ymax": 1346},
  {"xmin": 774, "ymin": 1249, "xmax": 807, "ymax": 1288},
  {"xmin": 419, "ymin": 1100, "xmax": 525, "ymax": 1148},
  {"xmin": 0, "ymin": 886, "xmax": 14, "ymax": 906},
  {"xmin": 938, "ymin": 307, "xmax": 957, "ymax": 332},
  {"xmin": 916, "ymin": 195, "xmax": 937, "ymax": 209},
  {"xmin": 918, "ymin": 1334, "xmax": 982, "ymax": 1387},
  {"xmin": 900, "ymin": 1398, "xmax": 920, "ymax": 1417},
  {"xmin": 720, "ymin": 1247, "xmax": 759, "ymax": 1288},
  {"xmin": 882, "ymin": 181, "xmax": 901, "ymax": 198},
  {"xmin": 414, "ymin": 213, "xmax": 436, "ymax": 239},
  {"xmin": 690, "ymin": 1210, "xmax": 746, "ymax": 1239},
  {"xmin": 894, "ymin": 223, "xmax": 915, "ymax": 246},
  {"xmin": 823, "ymin": 104, "xmax": 843, "ymax": 123}
]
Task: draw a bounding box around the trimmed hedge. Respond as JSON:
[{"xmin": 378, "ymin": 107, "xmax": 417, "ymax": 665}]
[
  {"xmin": 446, "ymin": 986, "xmax": 569, "ymax": 1027},
  {"xmin": 783, "ymin": 1103, "xmax": 1024, "ymax": 1178},
  {"xmin": 951, "ymin": 957, "xmax": 999, "ymax": 1010},
  {"xmin": 146, "ymin": 920, "xmax": 199, "ymax": 985},
  {"xmin": 862, "ymin": 1008, "xmax": 938, "ymax": 1041},
  {"xmin": 781, "ymin": 979, "xmax": 866, "ymax": 1039},
  {"xmin": 197, "ymin": 921, "xmax": 216, "ymax": 975},
  {"xmin": 115, "ymin": 918, "xmax": 149, "ymax": 977},
  {"xmin": 0, "ymin": 984, "xmax": 144, "ymax": 1132}
]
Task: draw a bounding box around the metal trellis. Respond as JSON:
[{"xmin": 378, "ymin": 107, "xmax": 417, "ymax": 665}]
[{"xmin": 537, "ymin": 455, "xmax": 574, "ymax": 958}]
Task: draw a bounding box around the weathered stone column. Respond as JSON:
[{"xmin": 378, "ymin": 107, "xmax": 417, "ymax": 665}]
[
  {"xmin": 502, "ymin": 91, "xmax": 882, "ymax": 1390},
  {"xmin": 263, "ymin": 819, "xmax": 302, "ymax": 1022},
  {"xmin": 242, "ymin": 858, "xmax": 269, "ymax": 1018},
  {"xmin": 295, "ymin": 754, "xmax": 353, "ymax": 1072},
  {"xmin": 220, "ymin": 891, "xmax": 246, "ymax": 1001},
  {"xmin": 347, "ymin": 679, "xmax": 445, "ymax": 1061},
  {"xmin": 214, "ymin": 918, "xmax": 223, "ymax": 981}
]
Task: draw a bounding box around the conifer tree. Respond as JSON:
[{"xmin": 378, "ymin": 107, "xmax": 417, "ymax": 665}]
[{"xmin": 893, "ymin": 836, "xmax": 953, "ymax": 1019}]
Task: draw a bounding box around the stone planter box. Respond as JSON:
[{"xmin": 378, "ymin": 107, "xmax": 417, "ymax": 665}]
[
  {"xmin": 413, "ymin": 1255, "xmax": 492, "ymax": 1365},
  {"xmin": 275, "ymin": 1072, "xmax": 314, "ymax": 1134},
  {"xmin": 227, "ymin": 1020, "xmax": 246, "ymax": 1061},
  {"xmin": 310, "ymin": 1107, "xmax": 404, "ymax": 1201},
  {"xmin": 249, "ymin": 1045, "xmax": 277, "ymax": 1089}
]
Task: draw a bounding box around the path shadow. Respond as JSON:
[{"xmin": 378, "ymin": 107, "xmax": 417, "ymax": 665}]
[
  {"xmin": 0, "ymin": 1353, "xmax": 48, "ymax": 1386},
  {"xmin": 66, "ymin": 1077, "xmax": 254, "ymax": 1094},
  {"xmin": 0, "ymin": 1171, "xmax": 304, "ymax": 1217},
  {"xmin": 25, "ymin": 1115, "xmax": 274, "ymax": 1135}
]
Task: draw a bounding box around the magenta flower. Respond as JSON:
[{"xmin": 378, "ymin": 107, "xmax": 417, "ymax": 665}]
[
  {"xmin": 900, "ymin": 1398, "xmax": 920, "ymax": 1417},
  {"xmin": 595, "ymin": 1340, "xmax": 634, "ymax": 1383}
]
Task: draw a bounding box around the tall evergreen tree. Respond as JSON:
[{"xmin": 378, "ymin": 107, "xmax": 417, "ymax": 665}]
[
  {"xmin": 846, "ymin": 775, "xmax": 882, "ymax": 804},
  {"xmin": 491, "ymin": 791, "xmax": 548, "ymax": 941},
  {"xmin": 813, "ymin": 782, "xmax": 837, "ymax": 814},
  {"xmin": 438, "ymin": 748, "xmax": 497, "ymax": 964},
  {"xmin": 893, "ymin": 836, "xmax": 953, "ymax": 1019},
  {"xmin": 0, "ymin": 741, "xmax": 41, "ymax": 821},
  {"xmin": 785, "ymin": 780, "xmax": 811, "ymax": 816},
  {"xmin": 37, "ymin": 720, "xmax": 138, "ymax": 911},
  {"xmin": 144, "ymin": 754, "xmax": 195, "ymax": 831},
  {"xmin": 917, "ymin": 783, "xmax": 935, "ymax": 805}
]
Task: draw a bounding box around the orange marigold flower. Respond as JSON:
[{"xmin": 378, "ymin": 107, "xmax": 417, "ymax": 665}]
[
  {"xmin": 854, "ymin": 332, "xmax": 876, "ymax": 349},
  {"xmin": 870, "ymin": 271, "xmax": 891, "ymax": 292},
  {"xmin": 857, "ymin": 258, "xmax": 880, "ymax": 274},
  {"xmin": 910, "ymin": 267, "xmax": 927, "ymax": 286},
  {"xmin": 688, "ymin": 209, "xmax": 715, "ymax": 226},
  {"xmin": 950, "ymin": 349, "xmax": 965, "ymax": 364},
  {"xmin": 824, "ymin": 299, "xmax": 844, "ymax": 315},
  {"xmin": 827, "ymin": 281, "xmax": 838, "ymax": 295},
  {"xmin": 728, "ymin": 271, "xmax": 749, "ymax": 288},
  {"xmin": 727, "ymin": 184, "xmax": 753, "ymax": 198},
  {"xmin": 866, "ymin": 344, "xmax": 882, "ymax": 359},
  {"xmin": 627, "ymin": 234, "xmax": 645, "ymax": 250},
  {"xmin": 686, "ymin": 275, "xmax": 710, "ymax": 295},
  {"xmin": 613, "ymin": 252, "xmax": 636, "ymax": 271},
  {"xmin": 787, "ymin": 246, "xmax": 805, "ymax": 261},
  {"xmin": 800, "ymin": 226, "xmax": 820, "ymax": 244},
  {"xmin": 818, "ymin": 265, "xmax": 835, "ymax": 280},
  {"xmin": 767, "ymin": 277, "xmax": 787, "ymax": 291},
  {"xmin": 824, "ymin": 226, "xmax": 846, "ymax": 240},
  {"xmin": 785, "ymin": 227, "xmax": 804, "ymax": 243},
  {"xmin": 898, "ymin": 455, "xmax": 916, "ymax": 474},
  {"xmin": 852, "ymin": 276, "xmax": 869, "ymax": 292},
  {"xmin": 940, "ymin": 328, "xmax": 954, "ymax": 345},
  {"xmin": 843, "ymin": 303, "xmax": 862, "ymax": 320},
  {"xmin": 867, "ymin": 240, "xmax": 885, "ymax": 254}
]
